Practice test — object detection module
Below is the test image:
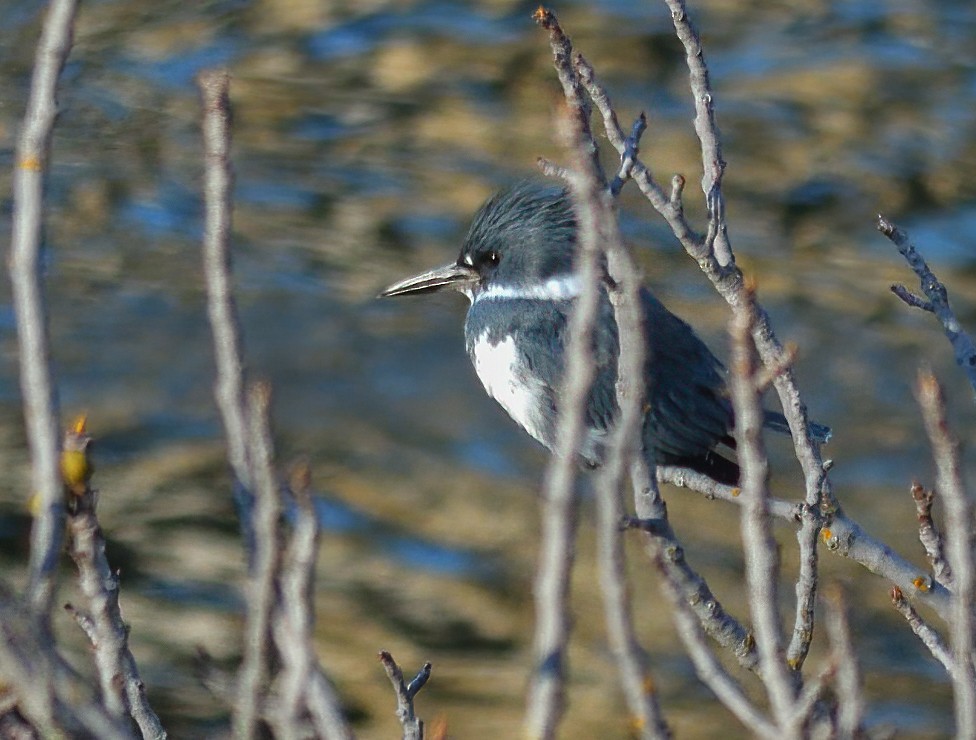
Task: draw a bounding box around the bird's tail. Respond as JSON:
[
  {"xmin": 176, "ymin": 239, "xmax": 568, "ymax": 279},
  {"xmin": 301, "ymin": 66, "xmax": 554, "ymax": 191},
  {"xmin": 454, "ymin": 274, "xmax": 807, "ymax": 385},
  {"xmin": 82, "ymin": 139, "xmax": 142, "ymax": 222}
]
[{"xmin": 762, "ymin": 410, "xmax": 831, "ymax": 444}]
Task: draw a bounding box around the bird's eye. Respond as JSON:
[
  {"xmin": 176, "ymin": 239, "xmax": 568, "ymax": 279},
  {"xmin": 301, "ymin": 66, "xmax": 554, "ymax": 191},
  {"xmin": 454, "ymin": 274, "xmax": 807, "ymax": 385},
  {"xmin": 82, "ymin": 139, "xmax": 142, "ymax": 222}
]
[{"xmin": 485, "ymin": 251, "xmax": 500, "ymax": 267}]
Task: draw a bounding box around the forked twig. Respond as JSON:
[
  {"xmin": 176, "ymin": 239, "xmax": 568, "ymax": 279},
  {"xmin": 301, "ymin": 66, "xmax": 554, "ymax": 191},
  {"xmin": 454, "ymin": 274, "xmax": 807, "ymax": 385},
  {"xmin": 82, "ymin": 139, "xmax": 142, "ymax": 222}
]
[
  {"xmin": 879, "ymin": 216, "xmax": 976, "ymax": 396},
  {"xmin": 379, "ymin": 651, "xmax": 431, "ymax": 740}
]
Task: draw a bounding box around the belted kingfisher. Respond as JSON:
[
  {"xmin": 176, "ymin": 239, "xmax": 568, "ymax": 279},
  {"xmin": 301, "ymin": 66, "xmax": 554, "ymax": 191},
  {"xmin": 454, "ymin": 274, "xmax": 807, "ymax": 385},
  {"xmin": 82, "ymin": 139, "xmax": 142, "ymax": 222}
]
[{"xmin": 380, "ymin": 181, "xmax": 829, "ymax": 484}]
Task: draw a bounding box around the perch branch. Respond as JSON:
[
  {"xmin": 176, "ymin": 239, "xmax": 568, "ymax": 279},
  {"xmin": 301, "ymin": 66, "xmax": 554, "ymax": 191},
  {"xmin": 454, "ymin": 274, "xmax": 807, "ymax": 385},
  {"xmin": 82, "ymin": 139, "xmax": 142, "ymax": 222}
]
[{"xmin": 64, "ymin": 420, "xmax": 165, "ymax": 738}]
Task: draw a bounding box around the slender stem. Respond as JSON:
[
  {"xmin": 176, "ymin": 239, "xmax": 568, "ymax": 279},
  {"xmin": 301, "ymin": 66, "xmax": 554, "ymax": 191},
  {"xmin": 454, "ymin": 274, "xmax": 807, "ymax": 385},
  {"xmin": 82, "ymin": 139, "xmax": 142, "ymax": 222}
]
[
  {"xmin": 198, "ymin": 69, "xmax": 256, "ymax": 558},
  {"xmin": 66, "ymin": 492, "xmax": 167, "ymax": 738},
  {"xmin": 916, "ymin": 372, "xmax": 976, "ymax": 737},
  {"xmin": 729, "ymin": 296, "xmax": 797, "ymax": 731},
  {"xmin": 12, "ymin": 0, "xmax": 79, "ymax": 622},
  {"xmin": 879, "ymin": 217, "xmax": 976, "ymax": 397},
  {"xmin": 891, "ymin": 586, "xmax": 955, "ymax": 674},
  {"xmin": 235, "ymin": 382, "xmax": 284, "ymax": 739},
  {"xmin": 379, "ymin": 651, "xmax": 430, "ymax": 740},
  {"xmin": 823, "ymin": 586, "xmax": 863, "ymax": 736}
]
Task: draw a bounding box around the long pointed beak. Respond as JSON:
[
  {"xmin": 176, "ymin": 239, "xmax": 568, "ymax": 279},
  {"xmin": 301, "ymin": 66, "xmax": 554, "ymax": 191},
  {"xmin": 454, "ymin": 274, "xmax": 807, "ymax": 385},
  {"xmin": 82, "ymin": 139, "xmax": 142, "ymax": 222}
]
[{"xmin": 379, "ymin": 261, "xmax": 478, "ymax": 298}]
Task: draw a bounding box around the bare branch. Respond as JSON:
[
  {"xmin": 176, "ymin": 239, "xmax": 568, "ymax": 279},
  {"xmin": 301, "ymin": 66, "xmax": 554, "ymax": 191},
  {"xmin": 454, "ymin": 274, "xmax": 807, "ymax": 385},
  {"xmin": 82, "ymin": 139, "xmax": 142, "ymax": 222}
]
[
  {"xmin": 891, "ymin": 587, "xmax": 955, "ymax": 674},
  {"xmin": 891, "ymin": 284, "xmax": 935, "ymax": 313},
  {"xmin": 522, "ymin": 14, "xmax": 611, "ymax": 734},
  {"xmin": 912, "ymin": 482, "xmax": 952, "ymax": 586},
  {"xmin": 916, "ymin": 372, "xmax": 976, "ymax": 734},
  {"xmin": 564, "ymin": 107, "xmax": 669, "ymax": 738},
  {"xmin": 235, "ymin": 382, "xmax": 284, "ymax": 739},
  {"xmin": 823, "ymin": 585, "xmax": 863, "ymax": 736},
  {"xmin": 0, "ymin": 588, "xmax": 134, "ymax": 738},
  {"xmin": 379, "ymin": 651, "xmax": 430, "ymax": 740},
  {"xmin": 272, "ymin": 464, "xmax": 351, "ymax": 740},
  {"xmin": 11, "ymin": 0, "xmax": 79, "ymax": 623},
  {"xmin": 582, "ymin": 10, "xmax": 835, "ymax": 653},
  {"xmin": 536, "ymin": 156, "xmax": 572, "ymax": 182},
  {"xmin": 821, "ymin": 511, "xmax": 952, "ymax": 616},
  {"xmin": 533, "ymin": 7, "xmax": 605, "ymax": 184},
  {"xmin": 657, "ymin": 466, "xmax": 802, "ymax": 522},
  {"xmin": 609, "ymin": 113, "xmax": 647, "ymax": 196},
  {"xmin": 575, "ymin": 53, "xmax": 704, "ymax": 252},
  {"xmin": 729, "ymin": 293, "xmax": 797, "ymax": 727},
  {"xmin": 646, "ymin": 499, "xmax": 776, "ymax": 738},
  {"xmin": 198, "ymin": 69, "xmax": 256, "ymax": 554},
  {"xmin": 633, "ymin": 462, "xmax": 759, "ymax": 672},
  {"xmin": 879, "ymin": 216, "xmax": 976, "ymax": 396},
  {"xmin": 621, "ymin": 0, "xmax": 839, "ymax": 673},
  {"xmin": 64, "ymin": 420, "xmax": 166, "ymax": 738},
  {"xmin": 661, "ymin": 0, "xmax": 732, "ymax": 266}
]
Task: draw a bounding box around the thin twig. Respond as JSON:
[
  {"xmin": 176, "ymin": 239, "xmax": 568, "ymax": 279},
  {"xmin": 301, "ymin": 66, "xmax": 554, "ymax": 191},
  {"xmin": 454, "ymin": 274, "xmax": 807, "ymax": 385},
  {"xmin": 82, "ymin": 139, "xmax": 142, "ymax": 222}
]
[
  {"xmin": 879, "ymin": 216, "xmax": 976, "ymax": 396},
  {"xmin": 563, "ymin": 101, "xmax": 669, "ymax": 738},
  {"xmin": 11, "ymin": 0, "xmax": 79, "ymax": 623},
  {"xmin": 911, "ymin": 482, "xmax": 951, "ymax": 586},
  {"xmin": 609, "ymin": 114, "xmax": 647, "ymax": 196},
  {"xmin": 536, "ymin": 156, "xmax": 572, "ymax": 182},
  {"xmin": 891, "ymin": 284, "xmax": 934, "ymax": 313},
  {"xmin": 658, "ymin": 463, "xmax": 954, "ymax": 619},
  {"xmin": 729, "ymin": 292, "xmax": 797, "ymax": 729},
  {"xmin": 661, "ymin": 0, "xmax": 733, "ymax": 267},
  {"xmin": 272, "ymin": 465, "xmax": 351, "ymax": 740},
  {"xmin": 64, "ymin": 420, "xmax": 166, "ymax": 738},
  {"xmin": 575, "ymin": 53, "xmax": 704, "ymax": 255},
  {"xmin": 306, "ymin": 668, "xmax": 352, "ymax": 740},
  {"xmin": 916, "ymin": 371, "xmax": 976, "ymax": 735},
  {"xmin": 533, "ymin": 8, "xmax": 605, "ymax": 184},
  {"xmin": 657, "ymin": 466, "xmax": 802, "ymax": 522},
  {"xmin": 787, "ymin": 660, "xmax": 835, "ymax": 734},
  {"xmin": 633, "ymin": 462, "xmax": 759, "ymax": 672},
  {"xmin": 822, "ymin": 510, "xmax": 952, "ymax": 619},
  {"xmin": 647, "ymin": 502, "xmax": 776, "ymax": 738},
  {"xmin": 523, "ymin": 15, "xmax": 608, "ymax": 735},
  {"xmin": 235, "ymin": 382, "xmax": 284, "ymax": 739},
  {"xmin": 580, "ymin": 20, "xmax": 835, "ymax": 670},
  {"xmin": 379, "ymin": 651, "xmax": 430, "ymax": 740},
  {"xmin": 623, "ymin": 0, "xmax": 839, "ymax": 669},
  {"xmin": 823, "ymin": 585, "xmax": 863, "ymax": 737},
  {"xmin": 0, "ymin": 587, "xmax": 134, "ymax": 739},
  {"xmin": 891, "ymin": 587, "xmax": 954, "ymax": 674},
  {"xmin": 547, "ymin": 4, "xmax": 758, "ymax": 684},
  {"xmin": 679, "ymin": 4, "xmax": 833, "ymax": 659},
  {"xmin": 198, "ymin": 69, "xmax": 256, "ymax": 557}
]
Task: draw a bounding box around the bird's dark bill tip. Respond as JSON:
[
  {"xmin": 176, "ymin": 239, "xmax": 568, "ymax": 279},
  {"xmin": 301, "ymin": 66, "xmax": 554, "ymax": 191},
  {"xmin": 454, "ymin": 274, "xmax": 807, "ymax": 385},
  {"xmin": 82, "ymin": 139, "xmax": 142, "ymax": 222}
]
[{"xmin": 378, "ymin": 262, "xmax": 478, "ymax": 298}]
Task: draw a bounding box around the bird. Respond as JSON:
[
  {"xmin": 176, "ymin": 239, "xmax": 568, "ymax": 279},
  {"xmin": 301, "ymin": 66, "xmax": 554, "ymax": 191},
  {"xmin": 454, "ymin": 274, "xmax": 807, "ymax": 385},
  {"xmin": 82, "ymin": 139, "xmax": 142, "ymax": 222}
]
[{"xmin": 379, "ymin": 181, "xmax": 829, "ymax": 485}]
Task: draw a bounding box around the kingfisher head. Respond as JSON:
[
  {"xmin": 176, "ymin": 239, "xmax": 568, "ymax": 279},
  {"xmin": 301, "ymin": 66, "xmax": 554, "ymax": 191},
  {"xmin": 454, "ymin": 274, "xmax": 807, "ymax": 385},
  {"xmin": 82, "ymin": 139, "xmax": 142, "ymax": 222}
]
[{"xmin": 379, "ymin": 181, "xmax": 579, "ymax": 303}]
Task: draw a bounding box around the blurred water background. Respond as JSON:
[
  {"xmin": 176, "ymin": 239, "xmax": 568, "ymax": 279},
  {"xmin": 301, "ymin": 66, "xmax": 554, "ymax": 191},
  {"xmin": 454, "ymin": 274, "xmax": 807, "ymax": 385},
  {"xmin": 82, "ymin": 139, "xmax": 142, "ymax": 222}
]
[{"xmin": 0, "ymin": 0, "xmax": 974, "ymax": 736}]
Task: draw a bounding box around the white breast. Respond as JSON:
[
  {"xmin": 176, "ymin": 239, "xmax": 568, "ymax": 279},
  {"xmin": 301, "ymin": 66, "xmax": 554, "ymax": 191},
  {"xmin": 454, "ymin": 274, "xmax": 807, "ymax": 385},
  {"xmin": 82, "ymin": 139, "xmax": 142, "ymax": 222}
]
[{"xmin": 470, "ymin": 332, "xmax": 550, "ymax": 448}]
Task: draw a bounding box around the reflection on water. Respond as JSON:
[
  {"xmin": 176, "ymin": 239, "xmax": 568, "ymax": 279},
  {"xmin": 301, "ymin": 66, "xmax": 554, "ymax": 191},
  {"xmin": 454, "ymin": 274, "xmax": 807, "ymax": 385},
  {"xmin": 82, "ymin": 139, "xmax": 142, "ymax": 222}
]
[
  {"xmin": 312, "ymin": 495, "xmax": 506, "ymax": 583},
  {"xmin": 0, "ymin": 0, "xmax": 973, "ymax": 734}
]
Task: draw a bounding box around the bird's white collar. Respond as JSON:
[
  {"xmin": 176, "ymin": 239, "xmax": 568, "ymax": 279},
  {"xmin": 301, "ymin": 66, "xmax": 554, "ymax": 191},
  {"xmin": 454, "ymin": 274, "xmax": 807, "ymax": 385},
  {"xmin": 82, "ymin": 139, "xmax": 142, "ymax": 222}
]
[{"xmin": 467, "ymin": 274, "xmax": 581, "ymax": 304}]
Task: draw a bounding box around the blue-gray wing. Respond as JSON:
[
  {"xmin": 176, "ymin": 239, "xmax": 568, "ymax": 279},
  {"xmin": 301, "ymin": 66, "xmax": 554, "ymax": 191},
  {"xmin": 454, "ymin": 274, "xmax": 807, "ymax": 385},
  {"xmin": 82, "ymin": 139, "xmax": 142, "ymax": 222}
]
[{"xmin": 640, "ymin": 289, "xmax": 734, "ymax": 461}]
